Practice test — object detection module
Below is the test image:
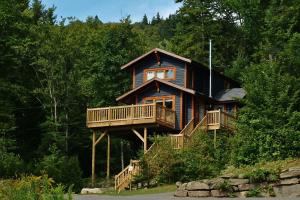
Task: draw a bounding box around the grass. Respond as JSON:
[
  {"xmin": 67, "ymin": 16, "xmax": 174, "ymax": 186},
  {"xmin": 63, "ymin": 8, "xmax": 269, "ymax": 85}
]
[
  {"xmin": 222, "ymin": 157, "xmax": 300, "ymax": 176},
  {"xmin": 100, "ymin": 184, "xmax": 176, "ymax": 196}
]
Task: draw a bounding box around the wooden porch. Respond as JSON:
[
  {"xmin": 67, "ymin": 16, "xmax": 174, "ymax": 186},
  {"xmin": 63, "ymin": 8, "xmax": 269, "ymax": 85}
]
[{"xmin": 86, "ymin": 103, "xmax": 176, "ymax": 129}]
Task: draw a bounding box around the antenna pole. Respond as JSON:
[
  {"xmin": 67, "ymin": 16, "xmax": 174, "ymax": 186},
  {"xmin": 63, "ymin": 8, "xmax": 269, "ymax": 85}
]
[{"xmin": 209, "ymin": 39, "xmax": 212, "ymax": 98}]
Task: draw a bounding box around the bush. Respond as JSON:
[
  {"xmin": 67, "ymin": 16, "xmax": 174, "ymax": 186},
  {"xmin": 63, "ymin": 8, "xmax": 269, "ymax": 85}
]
[
  {"xmin": 36, "ymin": 145, "xmax": 83, "ymax": 192},
  {"xmin": 0, "ymin": 175, "xmax": 71, "ymax": 200},
  {"xmin": 245, "ymin": 168, "xmax": 278, "ymax": 183},
  {"xmin": 141, "ymin": 131, "xmax": 231, "ymax": 183},
  {"xmin": 0, "ymin": 148, "xmax": 24, "ymax": 178}
]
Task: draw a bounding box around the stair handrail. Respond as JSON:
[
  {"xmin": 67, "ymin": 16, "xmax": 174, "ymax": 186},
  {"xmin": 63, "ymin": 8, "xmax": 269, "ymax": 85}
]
[
  {"xmin": 115, "ymin": 159, "xmax": 140, "ymax": 192},
  {"xmin": 179, "ymin": 118, "xmax": 195, "ymax": 137},
  {"xmin": 187, "ymin": 115, "xmax": 207, "ymax": 138}
]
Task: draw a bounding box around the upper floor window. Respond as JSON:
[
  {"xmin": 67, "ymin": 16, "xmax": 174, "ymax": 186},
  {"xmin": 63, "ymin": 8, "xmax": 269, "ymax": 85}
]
[{"xmin": 144, "ymin": 67, "xmax": 176, "ymax": 82}]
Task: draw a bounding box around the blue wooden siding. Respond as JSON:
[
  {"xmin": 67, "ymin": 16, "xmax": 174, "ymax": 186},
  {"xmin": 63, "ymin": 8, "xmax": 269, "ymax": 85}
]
[
  {"xmin": 136, "ymin": 84, "xmax": 181, "ymax": 130},
  {"xmin": 185, "ymin": 94, "xmax": 192, "ymax": 124},
  {"xmin": 134, "ymin": 54, "xmax": 186, "ymax": 88}
]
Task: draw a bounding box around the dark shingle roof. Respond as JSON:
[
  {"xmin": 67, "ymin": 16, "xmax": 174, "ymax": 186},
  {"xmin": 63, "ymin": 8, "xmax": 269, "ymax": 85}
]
[{"xmin": 214, "ymin": 88, "xmax": 246, "ymax": 102}]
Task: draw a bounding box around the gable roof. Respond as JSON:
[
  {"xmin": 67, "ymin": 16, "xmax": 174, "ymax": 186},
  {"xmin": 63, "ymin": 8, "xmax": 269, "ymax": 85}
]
[
  {"xmin": 116, "ymin": 78, "xmax": 199, "ymax": 102},
  {"xmin": 121, "ymin": 48, "xmax": 192, "ymax": 70},
  {"xmin": 214, "ymin": 88, "xmax": 246, "ymax": 102}
]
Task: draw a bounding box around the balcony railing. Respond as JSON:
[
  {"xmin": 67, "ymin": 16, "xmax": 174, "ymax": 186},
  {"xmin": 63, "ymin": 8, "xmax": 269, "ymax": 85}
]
[{"xmin": 86, "ymin": 103, "xmax": 176, "ymax": 129}]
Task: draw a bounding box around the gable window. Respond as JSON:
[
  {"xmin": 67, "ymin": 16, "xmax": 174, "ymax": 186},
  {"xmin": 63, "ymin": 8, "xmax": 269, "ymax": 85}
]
[
  {"xmin": 144, "ymin": 67, "xmax": 176, "ymax": 82},
  {"xmin": 143, "ymin": 96, "xmax": 175, "ymax": 110}
]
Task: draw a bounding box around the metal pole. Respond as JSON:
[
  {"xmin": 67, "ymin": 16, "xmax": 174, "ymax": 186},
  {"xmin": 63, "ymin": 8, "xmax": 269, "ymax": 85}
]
[{"xmin": 209, "ymin": 39, "xmax": 212, "ymax": 98}]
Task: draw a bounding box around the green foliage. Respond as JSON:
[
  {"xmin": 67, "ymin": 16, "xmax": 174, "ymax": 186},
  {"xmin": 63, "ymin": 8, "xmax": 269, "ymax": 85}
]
[
  {"xmin": 0, "ymin": 144, "xmax": 24, "ymax": 178},
  {"xmin": 246, "ymin": 187, "xmax": 261, "ymax": 197},
  {"xmin": 215, "ymin": 180, "xmax": 233, "ymax": 193},
  {"xmin": 36, "ymin": 145, "xmax": 82, "ymax": 192},
  {"xmin": 141, "ymin": 131, "xmax": 231, "ymax": 183},
  {"xmin": 245, "ymin": 169, "xmax": 278, "ymax": 183},
  {"xmin": 231, "ymin": 62, "xmax": 300, "ymax": 165},
  {"xmin": 0, "ymin": 175, "xmax": 71, "ymax": 200}
]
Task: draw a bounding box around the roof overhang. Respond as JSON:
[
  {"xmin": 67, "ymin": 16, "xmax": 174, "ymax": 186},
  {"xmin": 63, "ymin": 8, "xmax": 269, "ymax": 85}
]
[
  {"xmin": 116, "ymin": 78, "xmax": 201, "ymax": 102},
  {"xmin": 121, "ymin": 48, "xmax": 192, "ymax": 70}
]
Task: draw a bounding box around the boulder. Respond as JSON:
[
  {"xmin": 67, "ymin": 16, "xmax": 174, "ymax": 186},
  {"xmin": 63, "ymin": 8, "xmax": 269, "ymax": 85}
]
[
  {"xmin": 174, "ymin": 190, "xmax": 188, "ymax": 197},
  {"xmin": 186, "ymin": 181, "xmax": 210, "ymax": 190},
  {"xmin": 80, "ymin": 188, "xmax": 103, "ymax": 194},
  {"xmin": 273, "ymin": 184, "xmax": 300, "ymax": 197},
  {"xmin": 280, "ymin": 178, "xmax": 299, "ymax": 185},
  {"xmin": 178, "ymin": 183, "xmax": 187, "ymax": 190},
  {"xmin": 211, "ymin": 190, "xmax": 228, "ymax": 197},
  {"xmin": 175, "ymin": 181, "xmax": 182, "ymax": 188},
  {"xmin": 280, "ymin": 169, "xmax": 300, "ymax": 179},
  {"xmin": 233, "ymin": 186, "xmax": 239, "ymax": 192},
  {"xmin": 239, "ymin": 191, "xmax": 248, "ymax": 198},
  {"xmin": 238, "ymin": 183, "xmax": 255, "ymax": 191},
  {"xmin": 188, "ymin": 190, "xmax": 210, "ymax": 197},
  {"xmin": 229, "ymin": 178, "xmax": 249, "ymax": 186}
]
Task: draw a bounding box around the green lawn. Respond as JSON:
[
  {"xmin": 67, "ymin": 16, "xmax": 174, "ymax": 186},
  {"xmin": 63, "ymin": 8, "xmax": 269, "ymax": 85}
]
[{"xmin": 101, "ymin": 184, "xmax": 176, "ymax": 196}]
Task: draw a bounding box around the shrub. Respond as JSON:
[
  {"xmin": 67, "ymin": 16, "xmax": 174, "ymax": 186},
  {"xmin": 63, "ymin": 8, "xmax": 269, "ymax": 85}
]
[
  {"xmin": 0, "ymin": 175, "xmax": 71, "ymax": 200},
  {"xmin": 246, "ymin": 187, "xmax": 261, "ymax": 197},
  {"xmin": 141, "ymin": 131, "xmax": 231, "ymax": 183},
  {"xmin": 0, "ymin": 148, "xmax": 24, "ymax": 178},
  {"xmin": 245, "ymin": 168, "xmax": 278, "ymax": 183},
  {"xmin": 215, "ymin": 180, "xmax": 233, "ymax": 192},
  {"xmin": 36, "ymin": 145, "xmax": 83, "ymax": 192}
]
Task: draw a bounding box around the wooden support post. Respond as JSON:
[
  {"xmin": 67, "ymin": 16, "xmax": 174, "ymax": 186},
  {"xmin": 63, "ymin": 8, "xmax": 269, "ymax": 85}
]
[
  {"xmin": 106, "ymin": 134, "xmax": 110, "ymax": 179},
  {"xmin": 92, "ymin": 130, "xmax": 96, "ymax": 187},
  {"xmin": 214, "ymin": 129, "xmax": 217, "ymax": 149},
  {"xmin": 144, "ymin": 127, "xmax": 147, "ymax": 153}
]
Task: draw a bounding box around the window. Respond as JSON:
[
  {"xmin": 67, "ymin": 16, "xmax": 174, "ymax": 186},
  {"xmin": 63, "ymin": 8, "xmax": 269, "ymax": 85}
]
[
  {"xmin": 146, "ymin": 71, "xmax": 155, "ymax": 81},
  {"xmin": 144, "ymin": 67, "xmax": 176, "ymax": 82},
  {"xmin": 143, "ymin": 96, "xmax": 175, "ymax": 110}
]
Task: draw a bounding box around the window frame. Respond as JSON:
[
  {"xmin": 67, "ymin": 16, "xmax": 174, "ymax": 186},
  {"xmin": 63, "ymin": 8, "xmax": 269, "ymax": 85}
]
[
  {"xmin": 143, "ymin": 96, "xmax": 176, "ymax": 110},
  {"xmin": 143, "ymin": 67, "xmax": 176, "ymax": 82}
]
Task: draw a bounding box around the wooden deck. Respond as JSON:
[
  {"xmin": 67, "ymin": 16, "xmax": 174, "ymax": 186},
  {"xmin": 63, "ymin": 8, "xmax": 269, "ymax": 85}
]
[{"xmin": 86, "ymin": 103, "xmax": 176, "ymax": 129}]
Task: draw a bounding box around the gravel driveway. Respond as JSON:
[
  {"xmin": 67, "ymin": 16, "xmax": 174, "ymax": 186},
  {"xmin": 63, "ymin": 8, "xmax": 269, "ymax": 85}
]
[{"xmin": 74, "ymin": 192, "xmax": 300, "ymax": 200}]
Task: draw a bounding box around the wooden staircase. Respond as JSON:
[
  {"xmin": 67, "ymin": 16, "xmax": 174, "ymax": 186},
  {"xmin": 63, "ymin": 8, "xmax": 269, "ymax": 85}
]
[
  {"xmin": 170, "ymin": 109, "xmax": 236, "ymax": 150},
  {"xmin": 114, "ymin": 143, "xmax": 157, "ymax": 193},
  {"xmin": 114, "ymin": 109, "xmax": 236, "ymax": 192}
]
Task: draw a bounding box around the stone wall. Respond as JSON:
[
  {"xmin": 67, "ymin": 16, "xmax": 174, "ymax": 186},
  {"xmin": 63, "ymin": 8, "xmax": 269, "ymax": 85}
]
[{"xmin": 175, "ymin": 167, "xmax": 300, "ymax": 198}]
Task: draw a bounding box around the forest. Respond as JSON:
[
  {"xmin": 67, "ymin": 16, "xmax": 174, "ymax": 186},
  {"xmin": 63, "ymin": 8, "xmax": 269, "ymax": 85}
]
[{"xmin": 0, "ymin": 0, "xmax": 300, "ymax": 194}]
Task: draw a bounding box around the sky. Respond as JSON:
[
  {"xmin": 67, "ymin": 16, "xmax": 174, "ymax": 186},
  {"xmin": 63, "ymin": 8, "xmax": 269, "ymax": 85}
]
[{"xmin": 40, "ymin": 0, "xmax": 182, "ymax": 23}]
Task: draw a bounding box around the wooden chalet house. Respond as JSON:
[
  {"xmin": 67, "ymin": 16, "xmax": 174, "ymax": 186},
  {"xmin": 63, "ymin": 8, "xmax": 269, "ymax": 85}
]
[{"xmin": 86, "ymin": 48, "xmax": 245, "ymax": 191}]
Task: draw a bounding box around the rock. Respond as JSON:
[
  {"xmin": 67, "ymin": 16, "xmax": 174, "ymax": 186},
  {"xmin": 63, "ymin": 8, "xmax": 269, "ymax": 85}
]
[
  {"xmin": 289, "ymin": 167, "xmax": 300, "ymax": 171},
  {"xmin": 238, "ymin": 183, "xmax": 255, "ymax": 191},
  {"xmin": 239, "ymin": 191, "xmax": 248, "ymax": 198},
  {"xmin": 186, "ymin": 181, "xmax": 210, "ymax": 190},
  {"xmin": 174, "ymin": 190, "xmax": 188, "ymax": 197},
  {"xmin": 280, "ymin": 169, "xmax": 300, "ymax": 179},
  {"xmin": 280, "ymin": 178, "xmax": 299, "ymax": 185},
  {"xmin": 188, "ymin": 190, "xmax": 210, "ymax": 197},
  {"xmin": 233, "ymin": 186, "xmax": 239, "ymax": 192},
  {"xmin": 80, "ymin": 188, "xmax": 103, "ymax": 194},
  {"xmin": 273, "ymin": 184, "xmax": 300, "ymax": 197},
  {"xmin": 229, "ymin": 178, "xmax": 249, "ymax": 186},
  {"xmin": 178, "ymin": 183, "xmax": 187, "ymax": 190},
  {"xmin": 211, "ymin": 190, "xmax": 228, "ymax": 197},
  {"xmin": 175, "ymin": 181, "xmax": 182, "ymax": 188},
  {"xmin": 220, "ymin": 173, "xmax": 237, "ymax": 179}
]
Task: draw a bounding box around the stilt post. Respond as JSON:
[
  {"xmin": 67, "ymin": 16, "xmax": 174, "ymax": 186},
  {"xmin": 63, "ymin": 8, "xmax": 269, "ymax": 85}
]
[
  {"xmin": 92, "ymin": 130, "xmax": 96, "ymax": 187},
  {"xmin": 107, "ymin": 134, "xmax": 110, "ymax": 179},
  {"xmin": 144, "ymin": 127, "xmax": 147, "ymax": 153},
  {"xmin": 214, "ymin": 129, "xmax": 217, "ymax": 149}
]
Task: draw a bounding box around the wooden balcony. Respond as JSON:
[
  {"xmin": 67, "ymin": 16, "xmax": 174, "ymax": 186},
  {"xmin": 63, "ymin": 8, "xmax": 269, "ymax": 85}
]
[{"xmin": 86, "ymin": 103, "xmax": 176, "ymax": 129}]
